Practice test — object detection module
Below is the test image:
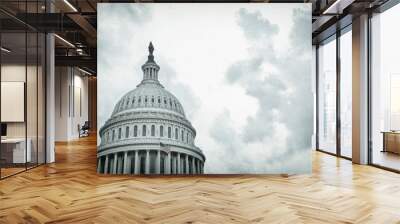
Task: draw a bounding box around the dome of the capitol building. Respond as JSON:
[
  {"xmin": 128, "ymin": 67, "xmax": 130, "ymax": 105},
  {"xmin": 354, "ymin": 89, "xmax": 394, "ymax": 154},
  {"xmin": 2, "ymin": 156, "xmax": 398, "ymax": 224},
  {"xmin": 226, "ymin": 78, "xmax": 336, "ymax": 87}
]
[{"xmin": 97, "ymin": 42, "xmax": 206, "ymax": 175}]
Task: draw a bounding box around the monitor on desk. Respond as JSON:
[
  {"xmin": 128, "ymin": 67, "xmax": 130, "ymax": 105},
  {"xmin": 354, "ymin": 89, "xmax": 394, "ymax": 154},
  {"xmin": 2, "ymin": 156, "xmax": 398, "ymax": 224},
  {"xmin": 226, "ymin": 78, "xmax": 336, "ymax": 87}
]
[{"xmin": 1, "ymin": 123, "xmax": 7, "ymax": 138}]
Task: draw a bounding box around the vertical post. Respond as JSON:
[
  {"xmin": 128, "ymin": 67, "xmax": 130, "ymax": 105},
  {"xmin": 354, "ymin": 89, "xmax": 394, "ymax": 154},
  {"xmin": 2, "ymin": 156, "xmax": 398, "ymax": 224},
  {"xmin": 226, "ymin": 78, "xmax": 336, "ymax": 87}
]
[
  {"xmin": 185, "ymin": 154, "xmax": 189, "ymax": 174},
  {"xmin": 134, "ymin": 150, "xmax": 139, "ymax": 174},
  {"xmin": 336, "ymin": 29, "xmax": 341, "ymax": 156},
  {"xmin": 192, "ymin": 157, "xmax": 195, "ymax": 174},
  {"xmin": 104, "ymin": 155, "xmax": 109, "ymax": 174},
  {"xmin": 156, "ymin": 150, "xmax": 161, "ymax": 174},
  {"xmin": 166, "ymin": 152, "xmax": 171, "ymax": 174},
  {"xmin": 174, "ymin": 156, "xmax": 178, "ymax": 174},
  {"xmin": 112, "ymin": 153, "xmax": 117, "ymax": 174},
  {"xmin": 316, "ymin": 44, "xmax": 320, "ymax": 150},
  {"xmin": 123, "ymin": 151, "xmax": 128, "ymax": 174},
  {"xmin": 196, "ymin": 159, "xmax": 200, "ymax": 174},
  {"xmin": 127, "ymin": 152, "xmax": 132, "ymax": 174},
  {"xmin": 177, "ymin": 153, "xmax": 181, "ymax": 174},
  {"xmin": 367, "ymin": 12, "xmax": 373, "ymax": 165},
  {"xmin": 145, "ymin": 150, "xmax": 150, "ymax": 174},
  {"xmin": 171, "ymin": 156, "xmax": 175, "ymax": 174},
  {"xmin": 352, "ymin": 14, "xmax": 369, "ymax": 164},
  {"xmin": 97, "ymin": 157, "xmax": 101, "ymax": 173},
  {"xmin": 45, "ymin": 0, "xmax": 55, "ymax": 163}
]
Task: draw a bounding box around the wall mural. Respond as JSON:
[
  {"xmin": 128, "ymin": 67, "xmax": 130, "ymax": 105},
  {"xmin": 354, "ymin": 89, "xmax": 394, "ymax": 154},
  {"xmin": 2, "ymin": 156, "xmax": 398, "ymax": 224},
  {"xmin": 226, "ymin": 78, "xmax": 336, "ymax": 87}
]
[{"xmin": 97, "ymin": 3, "xmax": 312, "ymax": 175}]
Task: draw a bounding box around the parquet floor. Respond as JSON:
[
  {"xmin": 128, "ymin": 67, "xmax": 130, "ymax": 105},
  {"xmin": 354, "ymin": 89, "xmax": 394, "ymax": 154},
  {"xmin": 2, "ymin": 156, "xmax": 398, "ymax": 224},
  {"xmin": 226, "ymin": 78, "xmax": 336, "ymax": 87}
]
[{"xmin": 1, "ymin": 135, "xmax": 400, "ymax": 224}]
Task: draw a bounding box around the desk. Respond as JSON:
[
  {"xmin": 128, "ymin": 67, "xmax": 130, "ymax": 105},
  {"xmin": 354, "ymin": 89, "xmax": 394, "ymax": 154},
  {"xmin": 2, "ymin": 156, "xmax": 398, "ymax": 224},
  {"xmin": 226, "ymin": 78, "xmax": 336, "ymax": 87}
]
[
  {"xmin": 1, "ymin": 138, "xmax": 31, "ymax": 163},
  {"xmin": 382, "ymin": 131, "xmax": 400, "ymax": 154}
]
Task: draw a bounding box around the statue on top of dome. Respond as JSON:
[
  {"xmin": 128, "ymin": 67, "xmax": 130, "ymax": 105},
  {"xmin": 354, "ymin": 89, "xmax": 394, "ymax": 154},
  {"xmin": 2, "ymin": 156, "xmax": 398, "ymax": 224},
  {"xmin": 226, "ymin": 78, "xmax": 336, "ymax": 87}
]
[
  {"xmin": 149, "ymin": 42, "xmax": 154, "ymax": 55},
  {"xmin": 147, "ymin": 41, "xmax": 155, "ymax": 63}
]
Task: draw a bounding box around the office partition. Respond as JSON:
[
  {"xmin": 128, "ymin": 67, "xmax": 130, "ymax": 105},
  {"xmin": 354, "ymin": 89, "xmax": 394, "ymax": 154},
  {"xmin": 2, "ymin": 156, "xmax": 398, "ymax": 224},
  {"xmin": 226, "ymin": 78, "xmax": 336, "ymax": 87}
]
[{"xmin": 0, "ymin": 1, "xmax": 47, "ymax": 179}]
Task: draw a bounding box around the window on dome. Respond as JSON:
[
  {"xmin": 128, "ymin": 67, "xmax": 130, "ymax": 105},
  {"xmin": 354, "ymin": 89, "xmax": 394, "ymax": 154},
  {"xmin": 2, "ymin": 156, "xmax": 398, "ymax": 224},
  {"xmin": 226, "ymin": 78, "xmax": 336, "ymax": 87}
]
[
  {"xmin": 107, "ymin": 132, "xmax": 110, "ymax": 143},
  {"xmin": 152, "ymin": 97, "xmax": 155, "ymax": 103},
  {"xmin": 164, "ymin": 98, "xmax": 167, "ymax": 105},
  {"xmin": 118, "ymin": 128, "xmax": 122, "ymax": 139},
  {"xmin": 125, "ymin": 126, "xmax": 130, "ymax": 138},
  {"xmin": 168, "ymin": 127, "xmax": 171, "ymax": 138},
  {"xmin": 112, "ymin": 130, "xmax": 115, "ymax": 141},
  {"xmin": 181, "ymin": 130, "xmax": 184, "ymax": 141},
  {"xmin": 151, "ymin": 125, "xmax": 155, "ymax": 136},
  {"xmin": 145, "ymin": 96, "xmax": 148, "ymax": 103},
  {"xmin": 132, "ymin": 97, "xmax": 135, "ymax": 104},
  {"xmin": 138, "ymin": 97, "xmax": 141, "ymax": 103},
  {"xmin": 158, "ymin": 97, "xmax": 161, "ymax": 104},
  {"xmin": 126, "ymin": 97, "xmax": 130, "ymax": 106},
  {"xmin": 175, "ymin": 128, "xmax": 178, "ymax": 140},
  {"xmin": 186, "ymin": 133, "xmax": 189, "ymax": 143},
  {"xmin": 169, "ymin": 99, "xmax": 172, "ymax": 107},
  {"xmin": 160, "ymin": 125, "xmax": 164, "ymax": 137},
  {"xmin": 142, "ymin": 125, "xmax": 147, "ymax": 136},
  {"xmin": 134, "ymin": 125, "xmax": 138, "ymax": 137},
  {"xmin": 174, "ymin": 102, "xmax": 177, "ymax": 108}
]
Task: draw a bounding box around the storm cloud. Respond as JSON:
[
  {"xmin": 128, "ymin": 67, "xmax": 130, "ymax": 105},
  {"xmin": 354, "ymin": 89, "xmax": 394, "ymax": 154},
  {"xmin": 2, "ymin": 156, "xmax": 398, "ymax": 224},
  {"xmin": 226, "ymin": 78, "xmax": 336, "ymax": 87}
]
[{"xmin": 209, "ymin": 7, "xmax": 312, "ymax": 173}]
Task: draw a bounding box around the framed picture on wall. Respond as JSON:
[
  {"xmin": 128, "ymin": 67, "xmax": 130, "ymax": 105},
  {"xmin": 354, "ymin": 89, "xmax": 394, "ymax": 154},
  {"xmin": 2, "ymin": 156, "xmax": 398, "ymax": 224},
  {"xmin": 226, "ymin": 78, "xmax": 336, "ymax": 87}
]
[{"xmin": 97, "ymin": 3, "xmax": 312, "ymax": 175}]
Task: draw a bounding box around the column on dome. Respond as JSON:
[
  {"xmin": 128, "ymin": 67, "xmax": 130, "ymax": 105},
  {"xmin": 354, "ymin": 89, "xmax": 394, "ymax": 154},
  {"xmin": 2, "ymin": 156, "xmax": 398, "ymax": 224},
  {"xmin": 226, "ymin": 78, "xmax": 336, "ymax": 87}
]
[
  {"xmin": 97, "ymin": 157, "xmax": 101, "ymax": 173},
  {"xmin": 172, "ymin": 156, "xmax": 178, "ymax": 174},
  {"xmin": 117, "ymin": 155, "xmax": 123, "ymax": 174},
  {"xmin": 192, "ymin": 156, "xmax": 195, "ymax": 174},
  {"xmin": 170, "ymin": 155, "xmax": 174, "ymax": 174},
  {"xmin": 123, "ymin": 151, "xmax": 129, "ymax": 174},
  {"xmin": 166, "ymin": 152, "xmax": 171, "ymax": 174},
  {"xmin": 104, "ymin": 155, "xmax": 109, "ymax": 174},
  {"xmin": 145, "ymin": 150, "xmax": 150, "ymax": 174},
  {"xmin": 199, "ymin": 160, "xmax": 202, "ymax": 174},
  {"xmin": 156, "ymin": 150, "xmax": 161, "ymax": 174},
  {"xmin": 177, "ymin": 153, "xmax": 181, "ymax": 174},
  {"xmin": 197, "ymin": 160, "xmax": 200, "ymax": 174},
  {"xmin": 199, "ymin": 162, "xmax": 202, "ymax": 174},
  {"xmin": 134, "ymin": 150, "xmax": 140, "ymax": 174},
  {"xmin": 174, "ymin": 155, "xmax": 178, "ymax": 174},
  {"xmin": 194, "ymin": 158, "xmax": 200, "ymax": 174},
  {"xmin": 112, "ymin": 153, "xmax": 118, "ymax": 174},
  {"xmin": 185, "ymin": 154, "xmax": 189, "ymax": 174},
  {"xmin": 127, "ymin": 152, "xmax": 132, "ymax": 174}
]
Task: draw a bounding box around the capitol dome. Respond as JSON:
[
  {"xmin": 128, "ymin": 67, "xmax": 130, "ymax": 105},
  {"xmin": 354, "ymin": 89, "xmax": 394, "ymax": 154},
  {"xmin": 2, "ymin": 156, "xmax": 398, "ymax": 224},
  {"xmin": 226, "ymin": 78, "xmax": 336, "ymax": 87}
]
[{"xmin": 97, "ymin": 42, "xmax": 206, "ymax": 175}]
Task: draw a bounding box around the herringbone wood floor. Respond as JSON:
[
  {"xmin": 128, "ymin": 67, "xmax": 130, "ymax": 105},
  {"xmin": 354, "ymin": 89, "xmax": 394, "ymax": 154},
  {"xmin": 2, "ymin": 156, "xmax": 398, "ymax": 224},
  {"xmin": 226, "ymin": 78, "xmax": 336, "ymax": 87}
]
[{"xmin": 1, "ymin": 135, "xmax": 400, "ymax": 224}]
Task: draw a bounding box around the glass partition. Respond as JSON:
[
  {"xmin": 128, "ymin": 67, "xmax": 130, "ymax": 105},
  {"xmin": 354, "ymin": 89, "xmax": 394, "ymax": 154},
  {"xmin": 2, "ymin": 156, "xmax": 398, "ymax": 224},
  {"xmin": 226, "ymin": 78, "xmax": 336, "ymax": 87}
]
[
  {"xmin": 27, "ymin": 31, "xmax": 38, "ymax": 169},
  {"xmin": 0, "ymin": 1, "xmax": 46, "ymax": 179},
  {"xmin": 38, "ymin": 32, "xmax": 45, "ymax": 165},
  {"xmin": 371, "ymin": 3, "xmax": 400, "ymax": 171},
  {"xmin": 339, "ymin": 28, "xmax": 352, "ymax": 158},
  {"xmin": 317, "ymin": 36, "xmax": 337, "ymax": 154},
  {"xmin": 0, "ymin": 31, "xmax": 28, "ymax": 177}
]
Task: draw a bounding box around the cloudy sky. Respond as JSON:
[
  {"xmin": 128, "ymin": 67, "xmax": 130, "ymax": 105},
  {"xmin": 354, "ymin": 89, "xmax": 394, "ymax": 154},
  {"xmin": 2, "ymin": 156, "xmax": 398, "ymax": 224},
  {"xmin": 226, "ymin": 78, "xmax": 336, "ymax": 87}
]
[{"xmin": 98, "ymin": 3, "xmax": 312, "ymax": 174}]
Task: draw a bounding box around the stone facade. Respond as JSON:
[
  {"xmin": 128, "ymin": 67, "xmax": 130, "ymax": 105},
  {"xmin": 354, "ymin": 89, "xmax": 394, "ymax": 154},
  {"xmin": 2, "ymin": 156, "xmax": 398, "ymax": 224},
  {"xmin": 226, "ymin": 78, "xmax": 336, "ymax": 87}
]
[{"xmin": 97, "ymin": 42, "xmax": 206, "ymax": 175}]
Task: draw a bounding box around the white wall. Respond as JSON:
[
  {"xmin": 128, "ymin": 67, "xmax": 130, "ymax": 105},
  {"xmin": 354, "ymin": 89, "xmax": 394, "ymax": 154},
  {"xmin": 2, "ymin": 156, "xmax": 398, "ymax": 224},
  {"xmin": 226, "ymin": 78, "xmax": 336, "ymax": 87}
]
[{"xmin": 55, "ymin": 67, "xmax": 89, "ymax": 141}]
